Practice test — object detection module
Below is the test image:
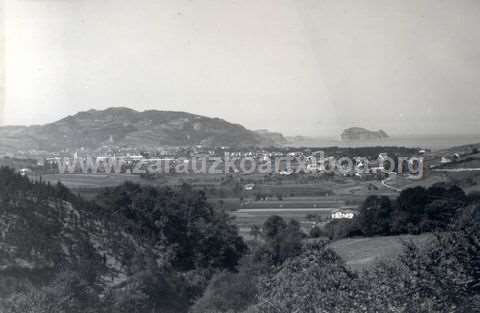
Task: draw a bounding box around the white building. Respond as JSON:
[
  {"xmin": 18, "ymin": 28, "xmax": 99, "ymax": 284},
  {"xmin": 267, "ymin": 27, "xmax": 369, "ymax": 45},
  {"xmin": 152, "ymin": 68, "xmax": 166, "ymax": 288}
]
[
  {"xmin": 19, "ymin": 168, "xmax": 32, "ymax": 176},
  {"xmin": 441, "ymin": 156, "xmax": 452, "ymax": 164},
  {"xmin": 331, "ymin": 209, "xmax": 356, "ymax": 220},
  {"xmin": 244, "ymin": 183, "xmax": 255, "ymax": 191}
]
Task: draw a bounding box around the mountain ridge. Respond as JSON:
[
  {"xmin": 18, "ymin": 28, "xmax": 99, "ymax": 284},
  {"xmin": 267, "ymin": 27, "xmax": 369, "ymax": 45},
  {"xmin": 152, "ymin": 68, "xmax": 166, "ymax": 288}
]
[{"xmin": 0, "ymin": 107, "xmax": 286, "ymax": 152}]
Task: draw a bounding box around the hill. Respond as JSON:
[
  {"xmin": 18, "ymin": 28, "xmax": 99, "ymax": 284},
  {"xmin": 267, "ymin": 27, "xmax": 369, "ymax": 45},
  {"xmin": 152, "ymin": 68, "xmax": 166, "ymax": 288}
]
[
  {"xmin": 254, "ymin": 129, "xmax": 288, "ymax": 145},
  {"xmin": 0, "ymin": 107, "xmax": 286, "ymax": 152},
  {"xmin": 0, "ymin": 167, "xmax": 246, "ymax": 312}
]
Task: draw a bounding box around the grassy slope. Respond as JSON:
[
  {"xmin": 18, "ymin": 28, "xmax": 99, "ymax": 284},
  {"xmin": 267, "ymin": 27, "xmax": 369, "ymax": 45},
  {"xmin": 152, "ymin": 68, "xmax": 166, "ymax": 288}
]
[{"xmin": 329, "ymin": 234, "xmax": 434, "ymax": 271}]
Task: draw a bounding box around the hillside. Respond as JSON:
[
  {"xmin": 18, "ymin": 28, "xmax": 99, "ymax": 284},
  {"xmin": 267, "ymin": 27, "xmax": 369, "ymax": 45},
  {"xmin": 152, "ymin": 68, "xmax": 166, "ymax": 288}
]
[
  {"xmin": 329, "ymin": 234, "xmax": 433, "ymax": 271},
  {"xmin": 0, "ymin": 168, "xmax": 164, "ymax": 297},
  {"xmin": 0, "ymin": 107, "xmax": 286, "ymax": 152},
  {"xmin": 0, "ymin": 167, "xmax": 246, "ymax": 313}
]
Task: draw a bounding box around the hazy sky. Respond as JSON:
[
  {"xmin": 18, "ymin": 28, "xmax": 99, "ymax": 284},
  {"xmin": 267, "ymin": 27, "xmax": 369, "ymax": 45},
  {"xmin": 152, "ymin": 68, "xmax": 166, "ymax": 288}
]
[{"xmin": 3, "ymin": 0, "xmax": 480, "ymax": 136}]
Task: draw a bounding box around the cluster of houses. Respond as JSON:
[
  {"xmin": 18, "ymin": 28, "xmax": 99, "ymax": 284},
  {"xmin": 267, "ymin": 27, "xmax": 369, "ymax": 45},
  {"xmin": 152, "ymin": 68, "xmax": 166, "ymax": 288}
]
[{"xmin": 9, "ymin": 142, "xmax": 431, "ymax": 180}]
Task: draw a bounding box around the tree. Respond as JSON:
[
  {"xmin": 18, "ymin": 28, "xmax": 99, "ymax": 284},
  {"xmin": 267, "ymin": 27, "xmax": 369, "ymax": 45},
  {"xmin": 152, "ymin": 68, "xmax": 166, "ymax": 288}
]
[
  {"xmin": 392, "ymin": 226, "xmax": 480, "ymax": 312},
  {"xmin": 309, "ymin": 226, "xmax": 325, "ymax": 238},
  {"xmin": 324, "ymin": 219, "xmax": 360, "ymax": 240},
  {"xmin": 191, "ymin": 270, "xmax": 258, "ymax": 313},
  {"xmin": 250, "ymin": 243, "xmax": 358, "ymax": 313},
  {"xmin": 392, "ymin": 187, "xmax": 429, "ymax": 234},
  {"xmin": 256, "ymin": 216, "xmax": 304, "ymax": 265},
  {"xmin": 96, "ymin": 182, "xmax": 247, "ymax": 271},
  {"xmin": 249, "ymin": 225, "xmax": 261, "ymax": 241},
  {"xmin": 357, "ymin": 195, "xmax": 392, "ymax": 236},
  {"xmin": 391, "ymin": 185, "xmax": 466, "ymax": 234},
  {"xmin": 262, "ymin": 216, "xmax": 287, "ymax": 241}
]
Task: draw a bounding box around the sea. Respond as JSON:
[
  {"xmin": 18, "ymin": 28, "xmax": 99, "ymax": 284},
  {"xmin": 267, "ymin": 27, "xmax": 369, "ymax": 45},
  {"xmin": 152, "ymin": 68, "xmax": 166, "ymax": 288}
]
[{"xmin": 290, "ymin": 135, "xmax": 480, "ymax": 151}]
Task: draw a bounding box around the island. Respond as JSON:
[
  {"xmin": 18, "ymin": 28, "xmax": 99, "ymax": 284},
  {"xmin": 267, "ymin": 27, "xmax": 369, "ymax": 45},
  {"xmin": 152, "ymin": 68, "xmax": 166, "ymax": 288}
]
[{"xmin": 341, "ymin": 127, "xmax": 389, "ymax": 141}]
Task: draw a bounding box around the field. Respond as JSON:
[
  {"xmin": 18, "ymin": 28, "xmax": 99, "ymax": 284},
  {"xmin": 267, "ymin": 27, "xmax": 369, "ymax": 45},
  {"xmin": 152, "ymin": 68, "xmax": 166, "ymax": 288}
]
[
  {"xmin": 37, "ymin": 173, "xmax": 149, "ymax": 188},
  {"xmin": 35, "ymin": 172, "xmax": 403, "ymax": 237},
  {"xmin": 328, "ymin": 234, "xmax": 434, "ymax": 271},
  {"xmin": 232, "ymin": 197, "xmax": 350, "ymax": 238},
  {"xmin": 23, "ymin": 160, "xmax": 471, "ymax": 278}
]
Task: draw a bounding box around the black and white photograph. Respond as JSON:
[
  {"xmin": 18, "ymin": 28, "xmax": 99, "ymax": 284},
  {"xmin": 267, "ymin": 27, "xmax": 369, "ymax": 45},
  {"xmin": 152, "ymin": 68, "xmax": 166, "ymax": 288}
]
[{"xmin": 0, "ymin": 1, "xmax": 479, "ymax": 312}]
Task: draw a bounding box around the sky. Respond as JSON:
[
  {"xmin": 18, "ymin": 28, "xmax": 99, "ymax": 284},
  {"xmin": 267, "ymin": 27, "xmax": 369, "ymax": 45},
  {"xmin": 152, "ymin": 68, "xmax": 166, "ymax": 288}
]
[{"xmin": 3, "ymin": 0, "xmax": 480, "ymax": 137}]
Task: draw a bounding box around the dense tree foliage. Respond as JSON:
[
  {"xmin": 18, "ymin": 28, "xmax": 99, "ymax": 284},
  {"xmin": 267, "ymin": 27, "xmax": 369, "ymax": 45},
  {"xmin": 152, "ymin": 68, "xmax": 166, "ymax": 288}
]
[
  {"xmin": 96, "ymin": 182, "xmax": 247, "ymax": 271},
  {"xmin": 0, "ymin": 167, "xmax": 107, "ymax": 312},
  {"xmin": 1, "ymin": 165, "xmax": 479, "ymax": 313},
  {"xmin": 190, "ymin": 267, "xmax": 258, "ymax": 313},
  {"xmin": 0, "ymin": 167, "xmax": 247, "ymax": 313},
  {"xmin": 190, "ymin": 216, "xmax": 305, "ymax": 313},
  {"xmin": 358, "ymin": 195, "xmax": 393, "ymax": 235},
  {"xmin": 193, "ymin": 186, "xmax": 480, "ymax": 313},
  {"xmin": 253, "ymin": 216, "xmax": 304, "ymax": 266},
  {"xmin": 246, "ymin": 224, "xmax": 480, "ymax": 313},
  {"xmin": 326, "ymin": 184, "xmax": 470, "ymax": 239}
]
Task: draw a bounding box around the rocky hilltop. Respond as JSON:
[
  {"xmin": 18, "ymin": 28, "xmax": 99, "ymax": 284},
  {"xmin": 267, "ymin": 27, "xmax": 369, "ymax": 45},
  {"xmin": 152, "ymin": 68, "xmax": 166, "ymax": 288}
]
[
  {"xmin": 254, "ymin": 129, "xmax": 288, "ymax": 145},
  {"xmin": 341, "ymin": 127, "xmax": 389, "ymax": 141},
  {"xmin": 0, "ymin": 107, "xmax": 286, "ymax": 152}
]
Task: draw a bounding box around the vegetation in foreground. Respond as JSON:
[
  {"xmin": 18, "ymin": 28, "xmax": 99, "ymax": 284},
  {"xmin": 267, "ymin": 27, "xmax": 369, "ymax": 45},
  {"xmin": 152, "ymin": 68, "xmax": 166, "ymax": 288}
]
[
  {"xmin": 321, "ymin": 184, "xmax": 473, "ymax": 240},
  {"xmin": 0, "ymin": 166, "xmax": 478, "ymax": 312}
]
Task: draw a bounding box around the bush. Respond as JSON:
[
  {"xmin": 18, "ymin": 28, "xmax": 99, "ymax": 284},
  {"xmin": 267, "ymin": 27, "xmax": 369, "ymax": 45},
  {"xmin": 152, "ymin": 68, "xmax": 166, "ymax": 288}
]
[
  {"xmin": 191, "ymin": 269, "xmax": 258, "ymax": 313},
  {"xmin": 309, "ymin": 226, "xmax": 326, "ymax": 238},
  {"xmin": 249, "ymin": 243, "xmax": 359, "ymax": 313},
  {"xmin": 324, "ymin": 219, "xmax": 361, "ymax": 240},
  {"xmin": 246, "ymin": 226, "xmax": 480, "ymax": 313},
  {"xmin": 254, "ymin": 217, "xmax": 304, "ymax": 266},
  {"xmin": 96, "ymin": 182, "xmax": 247, "ymax": 271},
  {"xmin": 338, "ymin": 185, "xmax": 470, "ymax": 239}
]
